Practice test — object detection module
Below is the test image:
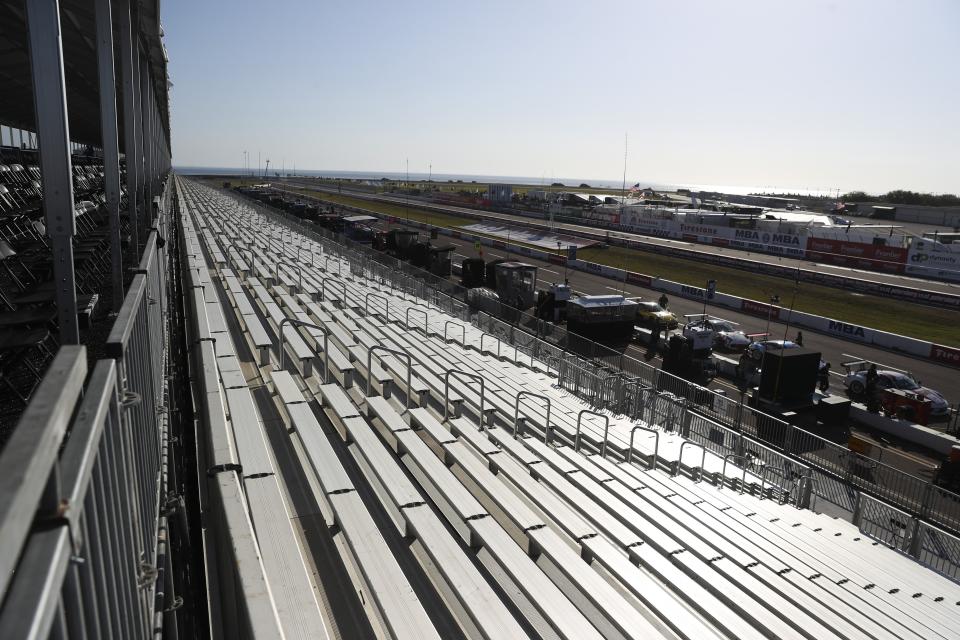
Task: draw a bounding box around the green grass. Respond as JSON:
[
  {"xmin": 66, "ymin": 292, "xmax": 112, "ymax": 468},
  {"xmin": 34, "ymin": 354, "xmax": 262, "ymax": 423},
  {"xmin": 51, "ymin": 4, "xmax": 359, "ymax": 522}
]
[
  {"xmin": 233, "ymin": 180, "xmax": 958, "ymax": 346},
  {"xmin": 578, "ymin": 246, "xmax": 958, "ymax": 346}
]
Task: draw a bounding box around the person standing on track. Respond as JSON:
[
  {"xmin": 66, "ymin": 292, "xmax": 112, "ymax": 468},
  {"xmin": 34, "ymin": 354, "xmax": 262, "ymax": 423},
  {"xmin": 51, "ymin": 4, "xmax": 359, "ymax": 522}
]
[
  {"xmin": 818, "ymin": 361, "xmax": 831, "ymax": 394},
  {"xmin": 658, "ymin": 293, "xmax": 669, "ymax": 309},
  {"xmin": 865, "ymin": 364, "xmax": 880, "ymax": 412}
]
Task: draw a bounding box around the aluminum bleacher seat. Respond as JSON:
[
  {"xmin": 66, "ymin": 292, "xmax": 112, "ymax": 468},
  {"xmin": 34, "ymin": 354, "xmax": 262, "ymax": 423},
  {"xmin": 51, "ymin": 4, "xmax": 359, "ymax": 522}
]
[{"xmin": 178, "ymin": 178, "xmax": 960, "ymax": 640}]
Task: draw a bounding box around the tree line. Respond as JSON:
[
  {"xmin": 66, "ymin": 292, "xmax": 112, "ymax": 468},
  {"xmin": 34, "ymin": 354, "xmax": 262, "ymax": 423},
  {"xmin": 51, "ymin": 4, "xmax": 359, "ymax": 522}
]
[{"xmin": 842, "ymin": 189, "xmax": 960, "ymax": 207}]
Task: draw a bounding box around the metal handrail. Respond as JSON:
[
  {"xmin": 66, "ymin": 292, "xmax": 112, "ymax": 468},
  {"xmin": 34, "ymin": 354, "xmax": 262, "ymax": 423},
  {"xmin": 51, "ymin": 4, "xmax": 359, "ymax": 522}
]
[
  {"xmin": 444, "ymin": 320, "xmax": 465, "ymax": 346},
  {"xmin": 575, "ymin": 409, "xmax": 610, "ymax": 457},
  {"xmin": 324, "ymin": 254, "xmax": 340, "ymax": 274},
  {"xmin": 623, "ymin": 379, "xmax": 648, "ymax": 419},
  {"xmin": 597, "ymin": 374, "xmax": 620, "ymax": 408},
  {"xmin": 760, "ymin": 465, "xmax": 795, "ymax": 504},
  {"xmin": 405, "ymin": 306, "xmax": 429, "ymax": 336},
  {"xmin": 546, "ymin": 355, "xmax": 561, "ymax": 377},
  {"xmin": 365, "ymin": 291, "xmax": 389, "ymax": 321},
  {"xmin": 513, "ymin": 391, "xmax": 552, "ymax": 440},
  {"xmin": 628, "ymin": 424, "xmax": 660, "ymax": 469},
  {"xmin": 320, "ymin": 277, "xmax": 347, "ymax": 307},
  {"xmin": 279, "ymin": 260, "xmax": 305, "ymax": 293},
  {"xmin": 676, "ymin": 441, "xmax": 707, "ymax": 481},
  {"xmin": 480, "ymin": 332, "xmax": 501, "ymax": 359},
  {"xmin": 443, "ymin": 369, "xmax": 485, "ymax": 427},
  {"xmin": 367, "ymin": 345, "xmax": 412, "ymax": 412},
  {"xmin": 721, "ymin": 454, "xmax": 751, "ymax": 493},
  {"xmin": 278, "ymin": 318, "xmax": 330, "ymax": 384}
]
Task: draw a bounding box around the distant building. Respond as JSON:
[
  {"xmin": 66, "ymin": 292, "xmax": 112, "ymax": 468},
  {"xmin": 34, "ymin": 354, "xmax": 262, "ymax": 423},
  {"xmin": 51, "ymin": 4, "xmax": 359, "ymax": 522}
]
[{"xmin": 487, "ymin": 183, "xmax": 513, "ymax": 203}]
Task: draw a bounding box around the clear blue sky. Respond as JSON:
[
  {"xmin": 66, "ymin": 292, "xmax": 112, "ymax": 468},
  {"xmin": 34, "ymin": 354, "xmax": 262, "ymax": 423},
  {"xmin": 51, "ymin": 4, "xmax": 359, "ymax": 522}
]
[{"xmin": 163, "ymin": 0, "xmax": 960, "ymax": 194}]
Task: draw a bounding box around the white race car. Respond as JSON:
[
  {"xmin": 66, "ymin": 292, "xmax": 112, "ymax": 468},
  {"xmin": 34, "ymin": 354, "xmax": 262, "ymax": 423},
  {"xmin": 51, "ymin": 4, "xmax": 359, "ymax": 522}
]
[
  {"xmin": 703, "ymin": 319, "xmax": 751, "ymax": 351},
  {"xmin": 844, "ymin": 369, "xmax": 949, "ymax": 416}
]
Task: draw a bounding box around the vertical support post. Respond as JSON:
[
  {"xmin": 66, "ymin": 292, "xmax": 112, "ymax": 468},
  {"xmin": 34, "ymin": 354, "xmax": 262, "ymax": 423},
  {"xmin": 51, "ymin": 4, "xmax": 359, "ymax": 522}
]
[
  {"xmin": 139, "ymin": 54, "xmax": 152, "ymax": 225},
  {"xmin": 94, "ymin": 0, "xmax": 124, "ymax": 312},
  {"xmin": 118, "ymin": 0, "xmax": 141, "ymax": 254},
  {"xmin": 26, "ymin": 0, "xmax": 79, "ymax": 344}
]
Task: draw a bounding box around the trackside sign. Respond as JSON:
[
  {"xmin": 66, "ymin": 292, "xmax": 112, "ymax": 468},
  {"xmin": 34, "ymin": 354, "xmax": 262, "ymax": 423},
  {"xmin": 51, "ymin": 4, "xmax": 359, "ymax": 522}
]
[
  {"xmin": 930, "ymin": 344, "xmax": 960, "ymax": 366},
  {"xmin": 827, "ymin": 320, "xmax": 866, "ymax": 339}
]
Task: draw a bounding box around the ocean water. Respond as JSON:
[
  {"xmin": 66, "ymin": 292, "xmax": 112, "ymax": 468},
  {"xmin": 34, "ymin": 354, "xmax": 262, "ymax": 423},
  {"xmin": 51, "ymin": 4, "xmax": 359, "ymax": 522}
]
[{"xmin": 175, "ymin": 166, "xmax": 834, "ymax": 198}]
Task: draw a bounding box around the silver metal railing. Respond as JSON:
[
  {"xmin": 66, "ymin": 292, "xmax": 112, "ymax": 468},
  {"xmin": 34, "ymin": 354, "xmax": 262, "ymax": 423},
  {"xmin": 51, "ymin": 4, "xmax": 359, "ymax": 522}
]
[{"xmin": 0, "ymin": 178, "xmax": 177, "ymax": 638}]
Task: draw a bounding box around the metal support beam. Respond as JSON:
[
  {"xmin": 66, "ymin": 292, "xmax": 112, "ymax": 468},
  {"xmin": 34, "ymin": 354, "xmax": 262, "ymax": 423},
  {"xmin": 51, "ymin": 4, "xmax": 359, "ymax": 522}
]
[
  {"xmin": 26, "ymin": 0, "xmax": 79, "ymax": 344},
  {"xmin": 118, "ymin": 0, "xmax": 140, "ymax": 254},
  {"xmin": 94, "ymin": 0, "xmax": 124, "ymax": 312},
  {"xmin": 139, "ymin": 53, "xmax": 152, "ymax": 226}
]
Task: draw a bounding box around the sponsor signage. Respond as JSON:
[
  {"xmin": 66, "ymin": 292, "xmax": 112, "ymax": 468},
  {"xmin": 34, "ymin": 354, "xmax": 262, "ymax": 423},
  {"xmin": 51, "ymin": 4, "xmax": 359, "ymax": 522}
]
[
  {"xmin": 930, "ymin": 344, "xmax": 960, "ymax": 366},
  {"xmin": 805, "ymin": 237, "xmax": 907, "ymax": 273},
  {"xmin": 626, "ymin": 271, "xmax": 652, "ymax": 286},
  {"xmin": 827, "ymin": 320, "xmax": 866, "ymax": 339},
  {"xmin": 906, "ymin": 241, "xmax": 960, "ymax": 282},
  {"xmin": 742, "ymin": 299, "xmax": 779, "ymax": 320},
  {"xmin": 681, "ymin": 285, "xmax": 705, "ymax": 298},
  {"xmin": 547, "ymin": 254, "xmax": 566, "ymax": 266}
]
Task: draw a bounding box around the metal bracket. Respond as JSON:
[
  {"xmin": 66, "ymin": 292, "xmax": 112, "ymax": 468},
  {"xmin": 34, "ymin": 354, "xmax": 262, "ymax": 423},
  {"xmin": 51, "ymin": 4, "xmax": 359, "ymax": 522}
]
[
  {"xmin": 164, "ymin": 596, "xmax": 184, "ymax": 613},
  {"xmin": 206, "ymin": 463, "xmax": 243, "ymax": 477},
  {"xmin": 121, "ymin": 390, "xmax": 141, "ymax": 408},
  {"xmin": 137, "ymin": 559, "xmax": 158, "ymax": 588}
]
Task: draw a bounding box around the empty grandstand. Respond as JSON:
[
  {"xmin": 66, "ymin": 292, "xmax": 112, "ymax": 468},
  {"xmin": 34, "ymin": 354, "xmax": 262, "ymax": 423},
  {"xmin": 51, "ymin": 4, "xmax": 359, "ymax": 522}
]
[{"xmin": 3, "ymin": 2, "xmax": 960, "ymax": 640}]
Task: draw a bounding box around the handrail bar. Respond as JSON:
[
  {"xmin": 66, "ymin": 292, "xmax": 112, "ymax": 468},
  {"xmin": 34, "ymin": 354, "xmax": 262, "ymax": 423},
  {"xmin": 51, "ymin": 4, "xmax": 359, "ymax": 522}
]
[
  {"xmin": 512, "ymin": 391, "xmax": 552, "ymax": 440},
  {"xmin": 365, "ymin": 291, "xmax": 390, "ymax": 322},
  {"xmin": 278, "ymin": 318, "xmax": 330, "ymax": 384},
  {"xmin": 628, "ymin": 424, "xmax": 660, "ymax": 470},
  {"xmin": 405, "ymin": 306, "xmax": 429, "ymax": 336},
  {"xmin": 721, "ymin": 454, "xmax": 752, "ymax": 493},
  {"xmin": 443, "ymin": 369, "xmax": 485, "ymax": 427},
  {"xmin": 367, "ymin": 345, "xmax": 412, "ymax": 412},
  {"xmin": 320, "ymin": 276, "xmax": 347, "ymax": 307},
  {"xmin": 761, "ymin": 465, "xmax": 795, "ymax": 504},
  {"xmin": 444, "ymin": 320, "xmax": 465, "ymax": 346},
  {"xmin": 575, "ymin": 409, "xmax": 611, "ymax": 457},
  {"xmin": 676, "ymin": 441, "xmax": 707, "ymax": 482},
  {"xmin": 480, "ymin": 332, "xmax": 501, "ymax": 359}
]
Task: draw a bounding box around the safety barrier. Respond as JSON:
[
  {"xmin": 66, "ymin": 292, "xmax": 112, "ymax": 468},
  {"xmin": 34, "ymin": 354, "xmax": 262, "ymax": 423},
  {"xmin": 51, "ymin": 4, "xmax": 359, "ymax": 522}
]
[{"xmin": 0, "ymin": 179, "xmax": 175, "ymax": 638}]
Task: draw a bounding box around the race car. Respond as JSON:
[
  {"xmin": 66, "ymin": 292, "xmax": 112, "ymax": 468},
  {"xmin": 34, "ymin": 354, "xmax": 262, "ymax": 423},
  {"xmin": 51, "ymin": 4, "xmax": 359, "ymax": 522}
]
[
  {"xmin": 704, "ymin": 319, "xmax": 751, "ymax": 351},
  {"xmin": 635, "ymin": 301, "xmax": 678, "ymax": 329},
  {"xmin": 746, "ymin": 339, "xmax": 800, "ymax": 360},
  {"xmin": 843, "ymin": 368, "xmax": 950, "ymax": 416}
]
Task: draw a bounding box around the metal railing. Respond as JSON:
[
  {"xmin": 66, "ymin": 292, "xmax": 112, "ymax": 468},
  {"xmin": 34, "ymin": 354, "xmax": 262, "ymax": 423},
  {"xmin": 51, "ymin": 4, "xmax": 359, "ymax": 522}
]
[{"xmin": 0, "ymin": 179, "xmax": 178, "ymax": 638}]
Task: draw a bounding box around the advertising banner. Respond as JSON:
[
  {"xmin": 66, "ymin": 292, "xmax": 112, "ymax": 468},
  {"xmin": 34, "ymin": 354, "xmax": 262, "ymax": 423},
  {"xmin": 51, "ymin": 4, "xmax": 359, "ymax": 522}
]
[
  {"xmin": 805, "ymin": 238, "xmax": 907, "ymax": 273},
  {"xmin": 905, "ymin": 241, "xmax": 960, "ymax": 282}
]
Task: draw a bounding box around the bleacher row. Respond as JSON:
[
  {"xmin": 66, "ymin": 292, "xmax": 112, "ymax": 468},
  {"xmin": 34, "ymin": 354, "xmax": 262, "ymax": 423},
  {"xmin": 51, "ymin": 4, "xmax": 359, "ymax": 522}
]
[
  {"xmin": 178, "ymin": 175, "xmax": 960, "ymax": 640},
  {"xmin": 0, "ymin": 158, "xmax": 122, "ymax": 436}
]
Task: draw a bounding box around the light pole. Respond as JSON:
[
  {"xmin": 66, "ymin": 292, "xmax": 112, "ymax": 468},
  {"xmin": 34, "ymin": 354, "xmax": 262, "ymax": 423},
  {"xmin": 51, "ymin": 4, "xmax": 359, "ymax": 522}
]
[
  {"xmin": 557, "ymin": 241, "xmax": 568, "ymax": 283},
  {"xmin": 759, "ymin": 293, "xmax": 780, "ymax": 388}
]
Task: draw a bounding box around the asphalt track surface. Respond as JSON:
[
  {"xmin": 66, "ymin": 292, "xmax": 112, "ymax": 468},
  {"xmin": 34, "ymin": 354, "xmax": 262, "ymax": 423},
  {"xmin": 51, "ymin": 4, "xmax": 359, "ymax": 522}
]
[{"xmin": 288, "ymin": 181, "xmax": 960, "ymax": 297}]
